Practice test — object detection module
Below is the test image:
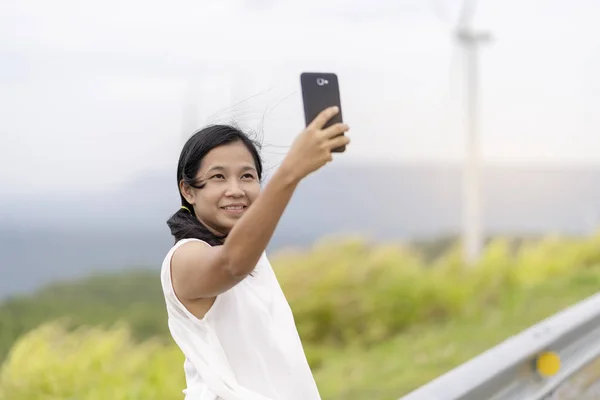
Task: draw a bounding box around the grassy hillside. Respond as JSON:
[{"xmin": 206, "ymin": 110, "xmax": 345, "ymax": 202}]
[
  {"xmin": 0, "ymin": 270, "xmax": 169, "ymax": 361},
  {"xmin": 312, "ymin": 269, "xmax": 600, "ymax": 398},
  {"xmin": 2, "ymin": 233, "xmax": 600, "ymax": 399}
]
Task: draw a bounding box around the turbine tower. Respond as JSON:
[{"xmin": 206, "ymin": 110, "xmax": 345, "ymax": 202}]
[
  {"xmin": 455, "ymin": 0, "xmax": 492, "ymax": 265},
  {"xmin": 181, "ymin": 79, "xmax": 200, "ymax": 144},
  {"xmin": 433, "ymin": 0, "xmax": 492, "ymax": 264}
]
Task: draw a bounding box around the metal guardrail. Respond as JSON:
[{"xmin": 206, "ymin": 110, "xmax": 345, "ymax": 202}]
[{"xmin": 398, "ymin": 291, "xmax": 600, "ymax": 400}]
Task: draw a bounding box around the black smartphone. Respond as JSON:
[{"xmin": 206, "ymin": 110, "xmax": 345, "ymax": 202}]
[{"xmin": 300, "ymin": 72, "xmax": 345, "ymax": 152}]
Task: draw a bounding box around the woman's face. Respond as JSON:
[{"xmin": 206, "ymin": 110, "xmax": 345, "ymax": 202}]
[{"xmin": 181, "ymin": 141, "xmax": 261, "ymax": 236}]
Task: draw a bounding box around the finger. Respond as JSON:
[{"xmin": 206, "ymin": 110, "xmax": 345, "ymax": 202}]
[
  {"xmin": 321, "ymin": 122, "xmax": 349, "ymax": 139},
  {"xmin": 327, "ymin": 134, "xmax": 350, "ymax": 150},
  {"xmin": 308, "ymin": 106, "xmax": 339, "ymax": 130}
]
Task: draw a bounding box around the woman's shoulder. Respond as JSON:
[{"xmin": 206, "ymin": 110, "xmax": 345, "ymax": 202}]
[
  {"xmin": 161, "ymin": 238, "xmax": 210, "ymax": 277},
  {"xmin": 174, "ymin": 237, "xmax": 212, "ymax": 249},
  {"xmin": 168, "ymin": 238, "xmax": 211, "ymax": 258}
]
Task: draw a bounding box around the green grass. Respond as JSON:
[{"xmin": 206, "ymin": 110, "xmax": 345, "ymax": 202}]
[
  {"xmin": 312, "ymin": 268, "xmax": 600, "ymax": 399},
  {"xmin": 3, "ymin": 234, "xmax": 600, "ymax": 399},
  {"xmin": 2, "ymin": 268, "xmax": 599, "ymax": 400}
]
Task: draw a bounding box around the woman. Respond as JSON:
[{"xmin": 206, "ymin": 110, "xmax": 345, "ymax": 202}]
[{"xmin": 160, "ymin": 106, "xmax": 350, "ymax": 400}]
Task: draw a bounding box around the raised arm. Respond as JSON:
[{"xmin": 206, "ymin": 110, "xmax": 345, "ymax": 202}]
[{"xmin": 171, "ymin": 107, "xmax": 350, "ymax": 300}]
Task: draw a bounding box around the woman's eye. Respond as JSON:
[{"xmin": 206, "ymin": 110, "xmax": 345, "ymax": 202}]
[
  {"xmin": 242, "ymin": 173, "xmax": 255, "ymax": 180},
  {"xmin": 211, "ymin": 174, "xmax": 225, "ymax": 180}
]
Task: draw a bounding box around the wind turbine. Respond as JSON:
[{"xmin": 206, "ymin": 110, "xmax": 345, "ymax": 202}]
[
  {"xmin": 432, "ymin": 0, "xmax": 492, "ymax": 265},
  {"xmin": 457, "ymin": 0, "xmax": 492, "ymax": 265},
  {"xmin": 181, "ymin": 79, "xmax": 200, "ymax": 144},
  {"xmin": 180, "ymin": 71, "xmax": 240, "ymax": 144}
]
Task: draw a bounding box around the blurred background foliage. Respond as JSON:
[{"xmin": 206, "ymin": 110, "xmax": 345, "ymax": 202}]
[{"xmin": 2, "ymin": 233, "xmax": 600, "ymax": 399}]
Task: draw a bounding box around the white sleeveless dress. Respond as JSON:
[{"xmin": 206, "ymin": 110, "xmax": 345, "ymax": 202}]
[{"xmin": 160, "ymin": 238, "xmax": 321, "ymax": 400}]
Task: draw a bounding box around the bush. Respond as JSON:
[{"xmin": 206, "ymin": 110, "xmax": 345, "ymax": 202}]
[
  {"xmin": 2, "ymin": 233, "xmax": 600, "ymax": 399},
  {"xmin": 0, "ymin": 270, "xmax": 169, "ymax": 362},
  {"xmin": 272, "ymin": 233, "xmax": 600, "ymax": 348},
  {"xmin": 0, "ymin": 322, "xmax": 185, "ymax": 400}
]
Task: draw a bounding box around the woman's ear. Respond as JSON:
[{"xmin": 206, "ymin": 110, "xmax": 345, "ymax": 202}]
[{"xmin": 179, "ymin": 180, "xmax": 195, "ymax": 205}]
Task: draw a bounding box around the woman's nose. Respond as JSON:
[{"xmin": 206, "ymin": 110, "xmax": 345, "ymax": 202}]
[{"xmin": 225, "ymin": 181, "xmax": 245, "ymax": 197}]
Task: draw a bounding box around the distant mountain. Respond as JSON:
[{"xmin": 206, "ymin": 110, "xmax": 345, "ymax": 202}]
[{"xmin": 1, "ymin": 162, "xmax": 600, "ymax": 298}]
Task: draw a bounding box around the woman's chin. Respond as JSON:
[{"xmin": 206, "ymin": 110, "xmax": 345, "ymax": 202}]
[{"xmin": 215, "ymin": 219, "xmax": 236, "ymax": 235}]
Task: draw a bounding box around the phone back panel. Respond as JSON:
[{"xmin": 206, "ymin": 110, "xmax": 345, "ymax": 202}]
[
  {"xmin": 300, "ymin": 72, "xmax": 343, "ymax": 128},
  {"xmin": 300, "ymin": 72, "xmax": 345, "ymax": 151}
]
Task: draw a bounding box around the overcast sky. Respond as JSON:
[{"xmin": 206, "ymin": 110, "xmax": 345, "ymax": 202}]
[{"xmin": 1, "ymin": 0, "xmax": 599, "ymax": 196}]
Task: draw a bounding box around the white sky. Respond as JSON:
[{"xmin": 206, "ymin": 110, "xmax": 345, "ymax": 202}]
[{"xmin": 1, "ymin": 0, "xmax": 599, "ymax": 195}]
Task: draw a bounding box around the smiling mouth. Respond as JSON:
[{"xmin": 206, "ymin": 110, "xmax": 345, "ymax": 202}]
[{"xmin": 221, "ymin": 205, "xmax": 247, "ymax": 211}]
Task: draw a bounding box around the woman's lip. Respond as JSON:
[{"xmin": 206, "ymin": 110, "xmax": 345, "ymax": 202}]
[
  {"xmin": 220, "ymin": 205, "xmax": 247, "ymax": 215},
  {"xmin": 220, "ymin": 205, "xmax": 247, "ymax": 209}
]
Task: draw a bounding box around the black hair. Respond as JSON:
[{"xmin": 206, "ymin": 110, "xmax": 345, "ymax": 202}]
[{"xmin": 166, "ymin": 124, "xmax": 263, "ymax": 245}]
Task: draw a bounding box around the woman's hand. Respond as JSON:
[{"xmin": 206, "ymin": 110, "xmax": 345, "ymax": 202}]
[{"xmin": 281, "ymin": 106, "xmax": 350, "ymax": 181}]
